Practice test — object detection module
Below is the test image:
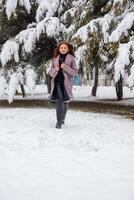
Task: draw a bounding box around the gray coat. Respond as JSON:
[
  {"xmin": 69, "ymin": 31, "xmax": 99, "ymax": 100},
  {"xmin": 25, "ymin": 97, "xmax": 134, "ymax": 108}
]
[{"xmin": 48, "ymin": 53, "xmax": 78, "ymax": 99}]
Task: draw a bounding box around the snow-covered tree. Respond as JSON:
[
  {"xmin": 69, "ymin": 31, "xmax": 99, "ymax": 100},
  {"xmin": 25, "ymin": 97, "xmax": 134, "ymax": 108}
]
[
  {"xmin": 25, "ymin": 64, "xmax": 37, "ymax": 96},
  {"xmin": 0, "ymin": 69, "xmax": 7, "ymax": 97},
  {"xmin": 6, "ymin": 64, "xmax": 36, "ymax": 103},
  {"xmin": 8, "ymin": 71, "xmax": 20, "ymax": 103},
  {"xmin": 71, "ymin": 0, "xmax": 134, "ymax": 98}
]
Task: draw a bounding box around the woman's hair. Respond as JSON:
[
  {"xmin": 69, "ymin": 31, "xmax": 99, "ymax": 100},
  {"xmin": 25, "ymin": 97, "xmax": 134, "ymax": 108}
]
[{"xmin": 52, "ymin": 41, "xmax": 75, "ymax": 58}]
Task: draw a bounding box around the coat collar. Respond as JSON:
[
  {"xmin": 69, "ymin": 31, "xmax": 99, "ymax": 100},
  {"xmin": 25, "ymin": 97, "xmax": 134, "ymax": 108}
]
[{"xmin": 54, "ymin": 53, "xmax": 71, "ymax": 65}]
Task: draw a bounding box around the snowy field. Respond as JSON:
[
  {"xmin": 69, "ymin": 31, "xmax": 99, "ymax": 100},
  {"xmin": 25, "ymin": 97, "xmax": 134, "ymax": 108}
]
[
  {"xmin": 1, "ymin": 85, "xmax": 134, "ymax": 106},
  {"xmin": 0, "ymin": 108, "xmax": 134, "ymax": 200},
  {"xmin": 1, "ymin": 85, "xmax": 134, "ymax": 101},
  {"xmin": 32, "ymin": 85, "xmax": 134, "ymax": 100}
]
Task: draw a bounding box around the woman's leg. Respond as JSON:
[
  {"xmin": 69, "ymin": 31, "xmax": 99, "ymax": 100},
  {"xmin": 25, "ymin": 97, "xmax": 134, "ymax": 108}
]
[
  {"xmin": 56, "ymin": 83, "xmax": 64, "ymax": 128},
  {"xmin": 61, "ymin": 103, "xmax": 68, "ymax": 124},
  {"xmin": 56, "ymin": 99, "xmax": 64, "ymax": 128}
]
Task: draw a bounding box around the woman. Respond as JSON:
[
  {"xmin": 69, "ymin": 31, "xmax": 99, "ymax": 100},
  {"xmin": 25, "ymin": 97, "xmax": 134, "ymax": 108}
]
[{"xmin": 48, "ymin": 41, "xmax": 78, "ymax": 129}]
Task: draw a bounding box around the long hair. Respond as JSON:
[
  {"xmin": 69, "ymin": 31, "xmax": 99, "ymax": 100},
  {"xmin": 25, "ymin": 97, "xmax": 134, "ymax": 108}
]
[{"xmin": 52, "ymin": 41, "xmax": 75, "ymax": 58}]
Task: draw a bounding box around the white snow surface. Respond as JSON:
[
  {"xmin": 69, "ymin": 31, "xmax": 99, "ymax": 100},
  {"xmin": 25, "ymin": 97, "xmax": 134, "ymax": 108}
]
[
  {"xmin": 25, "ymin": 66, "xmax": 37, "ymax": 96},
  {"xmin": 1, "ymin": 85, "xmax": 134, "ymax": 106},
  {"xmin": 72, "ymin": 13, "xmax": 114, "ymax": 43},
  {"xmin": 113, "ymin": 0, "xmax": 124, "ymax": 6},
  {"xmin": 0, "ymin": 108, "xmax": 134, "ymax": 200},
  {"xmin": 7, "ymin": 72, "xmax": 20, "ymax": 104},
  {"xmin": 113, "ymin": 40, "xmax": 134, "ymax": 83},
  {"xmin": 5, "ymin": 0, "xmax": 31, "ymax": 20},
  {"xmin": 109, "ymin": 12, "xmax": 134, "ymax": 43},
  {"xmin": 5, "ymin": 0, "xmax": 18, "ymax": 19},
  {"xmin": 127, "ymin": 64, "xmax": 134, "ymax": 88},
  {"xmin": 0, "ymin": 40, "xmax": 19, "ymax": 67},
  {"xmin": 36, "ymin": 0, "xmax": 59, "ymax": 22}
]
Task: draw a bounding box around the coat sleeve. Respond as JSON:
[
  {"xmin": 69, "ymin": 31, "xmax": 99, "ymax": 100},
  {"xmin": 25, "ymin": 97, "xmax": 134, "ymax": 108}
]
[
  {"xmin": 63, "ymin": 57, "xmax": 78, "ymax": 77},
  {"xmin": 48, "ymin": 60, "xmax": 57, "ymax": 78}
]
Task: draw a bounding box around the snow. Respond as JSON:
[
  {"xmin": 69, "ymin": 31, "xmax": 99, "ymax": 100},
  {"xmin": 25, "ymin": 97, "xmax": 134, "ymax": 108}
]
[
  {"xmin": 1, "ymin": 2, "xmax": 67, "ymax": 65},
  {"xmin": 72, "ymin": 0, "xmax": 87, "ymax": 7},
  {"xmin": 19, "ymin": 0, "xmax": 31, "ymax": 14},
  {"xmin": 107, "ymin": 37, "xmax": 134, "ymax": 84},
  {"xmin": 72, "ymin": 13, "xmax": 114, "ymax": 43},
  {"xmin": 36, "ymin": 17, "xmax": 66, "ymax": 40},
  {"xmin": 0, "ymin": 65, "xmax": 37, "ymax": 103},
  {"xmin": 36, "ymin": 16, "xmax": 64, "ymax": 40},
  {"xmin": 16, "ymin": 28, "xmax": 37, "ymax": 54},
  {"xmin": 98, "ymin": 14, "xmax": 114, "ymax": 44},
  {"xmin": 72, "ymin": 85, "xmax": 134, "ymax": 101},
  {"xmin": 0, "ymin": 16, "xmax": 66, "ymax": 66},
  {"xmin": 109, "ymin": 12, "xmax": 134, "ymax": 43},
  {"xmin": 7, "ymin": 72, "xmax": 20, "ymax": 104},
  {"xmin": 113, "ymin": 0, "xmax": 124, "ymax": 5},
  {"xmin": 63, "ymin": 7, "xmax": 77, "ymax": 22},
  {"xmin": 110, "ymin": 40, "xmax": 134, "ymax": 84},
  {"xmin": 5, "ymin": 0, "xmax": 31, "ymax": 20},
  {"xmin": 114, "ymin": 42, "xmax": 131, "ymax": 82},
  {"xmin": 0, "ymin": 71, "xmax": 7, "ymax": 98},
  {"xmin": 127, "ymin": 64, "xmax": 134, "ymax": 88},
  {"xmin": 25, "ymin": 65, "xmax": 37, "ymax": 96},
  {"xmin": 0, "ymin": 108, "xmax": 134, "ymax": 200},
  {"xmin": 36, "ymin": 19, "xmax": 46, "ymax": 39},
  {"xmin": 2, "ymin": 85, "xmax": 133, "ymax": 107},
  {"xmin": 75, "ymin": 45, "xmax": 87, "ymax": 66},
  {"xmin": 36, "ymin": 0, "xmax": 59, "ymax": 22},
  {"xmin": 72, "ymin": 21, "xmax": 95, "ymax": 43},
  {"xmin": 45, "ymin": 17, "xmax": 65, "ymax": 38},
  {"xmin": 13, "ymin": 17, "xmax": 65, "ymax": 57},
  {"xmin": 5, "ymin": 0, "xmax": 17, "ymax": 19},
  {"xmin": 0, "ymin": 39, "xmax": 19, "ymax": 67}
]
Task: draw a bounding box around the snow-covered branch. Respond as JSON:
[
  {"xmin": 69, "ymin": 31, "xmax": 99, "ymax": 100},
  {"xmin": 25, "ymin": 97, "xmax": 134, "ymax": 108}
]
[
  {"xmin": 25, "ymin": 65, "xmax": 37, "ymax": 96},
  {"xmin": 5, "ymin": 0, "xmax": 31, "ymax": 20},
  {"xmin": 0, "ymin": 40, "xmax": 19, "ymax": 67},
  {"xmin": 72, "ymin": 13, "xmax": 114, "ymax": 43},
  {"xmin": 114, "ymin": 42, "xmax": 131, "ymax": 82},
  {"xmin": 109, "ymin": 12, "xmax": 134, "ymax": 42},
  {"xmin": 8, "ymin": 72, "xmax": 20, "ymax": 103},
  {"xmin": 127, "ymin": 64, "xmax": 134, "ymax": 88},
  {"xmin": 0, "ymin": 17, "xmax": 66, "ymax": 66},
  {"xmin": 0, "ymin": 69, "xmax": 7, "ymax": 98},
  {"xmin": 36, "ymin": 0, "xmax": 59, "ymax": 22},
  {"xmin": 16, "ymin": 28, "xmax": 36, "ymax": 54},
  {"xmin": 113, "ymin": 0, "xmax": 124, "ymax": 6}
]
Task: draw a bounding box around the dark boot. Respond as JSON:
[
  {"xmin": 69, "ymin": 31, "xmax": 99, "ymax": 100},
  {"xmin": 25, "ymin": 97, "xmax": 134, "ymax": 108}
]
[{"xmin": 56, "ymin": 122, "xmax": 62, "ymax": 129}]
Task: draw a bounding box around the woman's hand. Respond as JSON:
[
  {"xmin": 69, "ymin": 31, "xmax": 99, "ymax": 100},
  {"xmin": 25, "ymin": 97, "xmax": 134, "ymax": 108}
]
[
  {"xmin": 55, "ymin": 67, "xmax": 59, "ymax": 71},
  {"xmin": 54, "ymin": 64, "xmax": 59, "ymax": 71},
  {"xmin": 61, "ymin": 63, "xmax": 65, "ymax": 69}
]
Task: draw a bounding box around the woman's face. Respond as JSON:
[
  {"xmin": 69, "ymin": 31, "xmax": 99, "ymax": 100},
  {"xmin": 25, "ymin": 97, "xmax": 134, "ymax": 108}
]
[{"xmin": 59, "ymin": 44, "xmax": 69, "ymax": 54}]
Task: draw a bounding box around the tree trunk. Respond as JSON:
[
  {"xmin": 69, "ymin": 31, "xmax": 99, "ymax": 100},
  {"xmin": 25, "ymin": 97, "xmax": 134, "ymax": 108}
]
[
  {"xmin": 92, "ymin": 65, "xmax": 99, "ymax": 96},
  {"xmin": 20, "ymin": 84, "xmax": 26, "ymax": 98},
  {"xmin": 115, "ymin": 74, "xmax": 123, "ymax": 101}
]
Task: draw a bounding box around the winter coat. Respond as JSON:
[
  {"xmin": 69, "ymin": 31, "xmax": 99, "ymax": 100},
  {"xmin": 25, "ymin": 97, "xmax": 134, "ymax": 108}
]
[{"xmin": 48, "ymin": 53, "xmax": 78, "ymax": 100}]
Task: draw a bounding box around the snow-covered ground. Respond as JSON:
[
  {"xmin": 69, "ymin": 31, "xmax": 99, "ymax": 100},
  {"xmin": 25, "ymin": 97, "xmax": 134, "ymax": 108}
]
[
  {"xmin": 1, "ymin": 85, "xmax": 134, "ymax": 106},
  {"xmin": 33, "ymin": 85, "xmax": 134, "ymax": 100},
  {"xmin": 0, "ymin": 108, "xmax": 134, "ymax": 200}
]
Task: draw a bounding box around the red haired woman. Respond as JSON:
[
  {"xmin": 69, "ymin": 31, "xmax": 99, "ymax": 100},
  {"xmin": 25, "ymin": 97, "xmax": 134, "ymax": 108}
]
[{"xmin": 48, "ymin": 41, "xmax": 78, "ymax": 129}]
